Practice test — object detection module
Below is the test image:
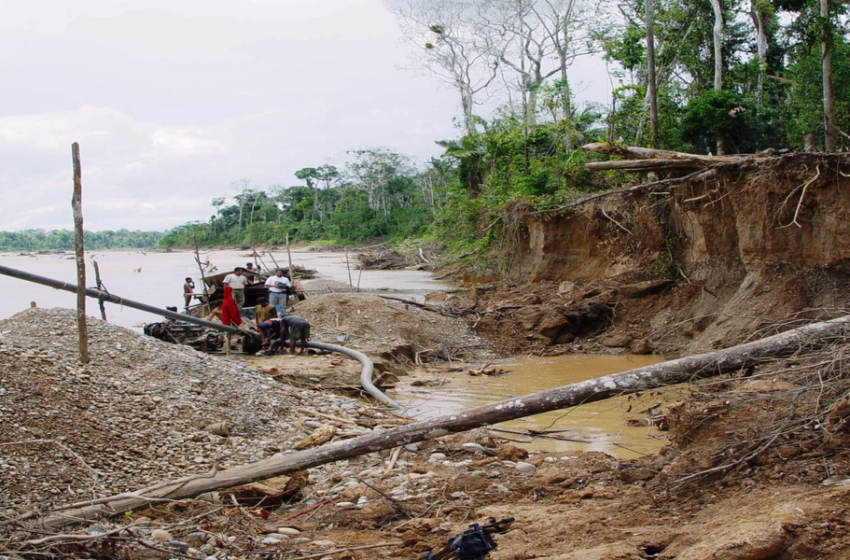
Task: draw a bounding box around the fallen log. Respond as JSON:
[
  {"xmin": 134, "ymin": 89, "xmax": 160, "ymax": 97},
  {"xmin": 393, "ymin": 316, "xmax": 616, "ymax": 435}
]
[
  {"xmin": 583, "ymin": 142, "xmax": 743, "ymax": 164},
  {"xmin": 535, "ymin": 167, "xmax": 720, "ymax": 214},
  {"xmin": 35, "ymin": 315, "xmax": 850, "ymax": 528},
  {"xmin": 584, "ymin": 159, "xmax": 705, "ymax": 172}
]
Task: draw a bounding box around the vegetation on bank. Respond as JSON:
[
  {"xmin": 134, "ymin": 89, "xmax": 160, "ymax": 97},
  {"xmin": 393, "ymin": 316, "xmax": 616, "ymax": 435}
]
[
  {"xmin": 0, "ymin": 229, "xmax": 163, "ymax": 252},
  {"xmin": 5, "ymin": 0, "xmax": 848, "ymax": 263}
]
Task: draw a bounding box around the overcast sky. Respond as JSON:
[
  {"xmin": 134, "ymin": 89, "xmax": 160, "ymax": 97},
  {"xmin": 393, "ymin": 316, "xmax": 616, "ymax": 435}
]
[{"xmin": 0, "ymin": 0, "xmax": 610, "ymax": 233}]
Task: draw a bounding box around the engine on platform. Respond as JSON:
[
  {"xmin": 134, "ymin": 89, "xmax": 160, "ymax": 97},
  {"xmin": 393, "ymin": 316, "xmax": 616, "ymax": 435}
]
[{"xmin": 143, "ymin": 321, "xmax": 226, "ymax": 352}]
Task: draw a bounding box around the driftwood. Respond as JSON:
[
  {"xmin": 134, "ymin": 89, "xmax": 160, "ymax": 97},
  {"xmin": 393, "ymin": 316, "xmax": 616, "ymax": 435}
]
[{"xmin": 35, "ymin": 314, "xmax": 850, "ymax": 528}]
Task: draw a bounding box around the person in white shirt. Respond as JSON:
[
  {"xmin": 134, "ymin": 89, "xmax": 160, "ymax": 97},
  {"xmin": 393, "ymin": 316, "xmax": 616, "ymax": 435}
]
[
  {"xmin": 222, "ymin": 267, "xmax": 249, "ymax": 309},
  {"xmin": 264, "ymin": 268, "xmax": 291, "ymax": 314}
]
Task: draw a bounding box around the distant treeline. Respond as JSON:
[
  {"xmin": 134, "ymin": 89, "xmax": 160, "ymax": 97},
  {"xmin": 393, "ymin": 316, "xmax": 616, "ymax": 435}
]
[
  {"xmin": 158, "ymin": 149, "xmax": 446, "ymax": 249},
  {"xmin": 159, "ymin": 0, "xmax": 850, "ymax": 271},
  {"xmin": 0, "ymin": 229, "xmax": 164, "ymax": 251}
]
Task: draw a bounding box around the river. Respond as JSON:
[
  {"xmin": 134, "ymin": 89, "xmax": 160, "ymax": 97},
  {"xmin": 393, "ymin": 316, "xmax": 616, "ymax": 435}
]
[
  {"xmin": 0, "ymin": 249, "xmax": 452, "ymax": 330},
  {"xmin": 1, "ymin": 249, "xmax": 671, "ymax": 458}
]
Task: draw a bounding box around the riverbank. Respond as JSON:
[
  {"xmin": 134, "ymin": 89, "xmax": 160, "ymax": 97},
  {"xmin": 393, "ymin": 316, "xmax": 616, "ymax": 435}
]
[{"xmin": 3, "ymin": 305, "xmax": 850, "ymax": 558}]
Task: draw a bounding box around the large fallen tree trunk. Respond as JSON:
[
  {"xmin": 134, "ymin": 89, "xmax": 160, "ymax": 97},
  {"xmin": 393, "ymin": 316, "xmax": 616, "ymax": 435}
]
[
  {"xmin": 583, "ymin": 158, "xmax": 706, "ymax": 172},
  {"xmin": 582, "ymin": 142, "xmax": 744, "ymax": 164},
  {"xmin": 37, "ymin": 315, "xmax": 850, "ymax": 528}
]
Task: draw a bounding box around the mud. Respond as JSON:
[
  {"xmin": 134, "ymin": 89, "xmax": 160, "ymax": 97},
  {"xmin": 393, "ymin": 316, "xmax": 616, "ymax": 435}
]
[{"xmin": 5, "ymin": 155, "xmax": 850, "ymax": 558}]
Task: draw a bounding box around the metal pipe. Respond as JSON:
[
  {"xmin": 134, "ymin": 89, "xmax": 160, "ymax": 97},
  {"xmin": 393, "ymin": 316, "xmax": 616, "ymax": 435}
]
[
  {"xmin": 0, "ymin": 264, "xmax": 243, "ymax": 334},
  {"xmin": 0, "ymin": 263, "xmax": 400, "ymax": 409}
]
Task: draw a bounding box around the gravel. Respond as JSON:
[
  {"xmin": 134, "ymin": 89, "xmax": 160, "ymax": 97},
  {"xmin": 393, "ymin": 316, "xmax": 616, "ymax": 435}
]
[{"xmin": 0, "ymin": 307, "xmax": 384, "ymax": 516}]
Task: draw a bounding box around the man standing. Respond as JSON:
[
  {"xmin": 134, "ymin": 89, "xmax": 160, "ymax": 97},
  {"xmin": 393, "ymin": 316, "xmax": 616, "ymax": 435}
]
[
  {"xmin": 264, "ymin": 268, "xmax": 291, "ymax": 314},
  {"xmin": 223, "ymin": 267, "xmax": 249, "ymax": 309},
  {"xmin": 183, "ymin": 277, "xmax": 195, "ymax": 309},
  {"xmin": 244, "ymin": 262, "xmax": 256, "ymax": 282}
]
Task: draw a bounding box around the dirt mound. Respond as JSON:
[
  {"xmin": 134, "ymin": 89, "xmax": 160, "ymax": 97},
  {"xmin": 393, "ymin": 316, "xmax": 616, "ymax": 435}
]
[
  {"xmin": 301, "ymin": 278, "xmax": 356, "ymax": 294},
  {"xmin": 0, "ymin": 308, "xmax": 397, "ymax": 516},
  {"xmin": 289, "ymin": 293, "xmax": 490, "ymax": 361}
]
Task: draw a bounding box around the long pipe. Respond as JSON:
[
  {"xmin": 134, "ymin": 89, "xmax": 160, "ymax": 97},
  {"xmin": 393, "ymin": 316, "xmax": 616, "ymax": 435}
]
[
  {"xmin": 0, "ymin": 264, "xmax": 400, "ymax": 409},
  {"xmin": 0, "ymin": 264, "xmax": 243, "ymax": 333},
  {"xmin": 308, "ymin": 341, "xmax": 399, "ymax": 409}
]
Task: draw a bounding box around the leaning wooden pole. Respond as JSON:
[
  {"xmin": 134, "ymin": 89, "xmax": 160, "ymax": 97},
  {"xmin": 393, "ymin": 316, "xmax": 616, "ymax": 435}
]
[
  {"xmin": 36, "ymin": 314, "xmax": 850, "ymax": 528},
  {"xmin": 285, "ymin": 233, "xmax": 294, "ymax": 278},
  {"xmin": 192, "ymin": 236, "xmax": 209, "ymax": 315},
  {"xmin": 91, "ymin": 260, "xmax": 107, "ymax": 321},
  {"xmin": 71, "ymin": 142, "xmax": 88, "ymax": 364}
]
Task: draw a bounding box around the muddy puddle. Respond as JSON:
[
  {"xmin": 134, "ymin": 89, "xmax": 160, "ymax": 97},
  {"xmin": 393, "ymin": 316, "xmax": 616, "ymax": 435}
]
[{"xmin": 395, "ymin": 354, "xmax": 688, "ymax": 459}]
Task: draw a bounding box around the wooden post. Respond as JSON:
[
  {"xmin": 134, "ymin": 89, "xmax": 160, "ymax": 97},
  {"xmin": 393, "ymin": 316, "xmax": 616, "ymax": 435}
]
[
  {"xmin": 267, "ymin": 250, "xmax": 282, "ymax": 273},
  {"xmin": 345, "ymin": 248, "xmax": 353, "ymax": 288},
  {"xmin": 92, "ymin": 260, "xmax": 107, "ymax": 321},
  {"xmin": 192, "ymin": 236, "xmax": 210, "ymax": 315},
  {"xmin": 252, "ymin": 247, "xmax": 270, "ymax": 275},
  {"xmin": 285, "ymin": 233, "xmax": 294, "ymax": 278},
  {"xmin": 71, "ymin": 143, "xmax": 88, "ymax": 364}
]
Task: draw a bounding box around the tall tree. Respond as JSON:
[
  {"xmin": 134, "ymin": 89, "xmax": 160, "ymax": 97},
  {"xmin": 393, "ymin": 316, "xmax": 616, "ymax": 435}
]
[
  {"xmin": 709, "ymin": 0, "xmax": 726, "ymax": 153},
  {"xmin": 821, "ymin": 0, "xmax": 836, "ymax": 151},
  {"xmin": 389, "ymin": 0, "xmax": 500, "ymax": 136},
  {"xmin": 645, "ymin": 0, "xmax": 659, "ymax": 146}
]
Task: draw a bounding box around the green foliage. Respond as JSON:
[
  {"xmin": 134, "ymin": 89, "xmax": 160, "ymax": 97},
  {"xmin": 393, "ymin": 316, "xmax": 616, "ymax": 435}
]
[
  {"xmin": 783, "ymin": 38, "xmax": 850, "ymax": 149},
  {"xmin": 680, "ymin": 89, "xmax": 782, "ymax": 153},
  {"xmin": 604, "ymin": 24, "xmax": 646, "ymax": 72},
  {"xmin": 0, "ymin": 229, "xmax": 163, "ymax": 251}
]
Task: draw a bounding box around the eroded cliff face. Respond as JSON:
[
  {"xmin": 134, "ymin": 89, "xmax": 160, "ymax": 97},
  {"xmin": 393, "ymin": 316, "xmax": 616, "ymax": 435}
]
[{"xmin": 511, "ymin": 155, "xmax": 850, "ymax": 353}]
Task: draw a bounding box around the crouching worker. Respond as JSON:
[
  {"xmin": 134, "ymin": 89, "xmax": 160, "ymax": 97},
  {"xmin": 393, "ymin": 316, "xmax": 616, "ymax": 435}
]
[
  {"xmin": 258, "ymin": 317, "xmax": 281, "ymax": 350},
  {"xmin": 280, "ymin": 315, "xmax": 311, "ymax": 355},
  {"xmin": 254, "ymin": 297, "xmax": 277, "ymax": 345}
]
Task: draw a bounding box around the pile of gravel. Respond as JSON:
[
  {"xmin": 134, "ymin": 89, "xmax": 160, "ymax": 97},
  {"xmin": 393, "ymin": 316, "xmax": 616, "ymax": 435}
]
[
  {"xmin": 300, "ymin": 279, "xmax": 357, "ymax": 294},
  {"xmin": 0, "ymin": 307, "xmax": 379, "ymax": 516}
]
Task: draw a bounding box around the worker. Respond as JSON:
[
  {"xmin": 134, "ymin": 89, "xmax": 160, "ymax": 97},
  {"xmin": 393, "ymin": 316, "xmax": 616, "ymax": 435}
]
[
  {"xmin": 183, "ymin": 277, "xmax": 195, "ymax": 309},
  {"xmin": 220, "ymin": 286, "xmax": 242, "ymax": 327},
  {"xmin": 254, "ymin": 297, "xmax": 278, "ymax": 346},
  {"xmin": 280, "ymin": 314, "xmax": 311, "ymax": 355},
  {"xmin": 244, "ymin": 262, "xmax": 257, "ymax": 282},
  {"xmin": 222, "ymin": 267, "xmax": 248, "ymax": 308},
  {"xmin": 264, "ymin": 268, "xmax": 291, "ymax": 314}
]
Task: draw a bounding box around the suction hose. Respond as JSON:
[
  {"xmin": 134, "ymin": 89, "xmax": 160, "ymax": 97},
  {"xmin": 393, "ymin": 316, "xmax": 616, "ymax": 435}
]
[
  {"xmin": 307, "ymin": 341, "xmax": 400, "ymax": 409},
  {"xmin": 0, "ymin": 264, "xmax": 400, "ymax": 409}
]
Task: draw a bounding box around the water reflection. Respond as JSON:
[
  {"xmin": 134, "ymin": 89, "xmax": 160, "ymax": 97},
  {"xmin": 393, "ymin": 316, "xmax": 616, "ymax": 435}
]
[{"xmin": 396, "ymin": 354, "xmax": 687, "ymax": 459}]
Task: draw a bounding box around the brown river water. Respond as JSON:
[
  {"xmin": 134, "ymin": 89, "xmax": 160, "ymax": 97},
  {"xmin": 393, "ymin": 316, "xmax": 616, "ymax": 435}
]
[
  {"xmin": 1, "ymin": 250, "xmax": 675, "ymax": 458},
  {"xmin": 396, "ymin": 354, "xmax": 682, "ymax": 459}
]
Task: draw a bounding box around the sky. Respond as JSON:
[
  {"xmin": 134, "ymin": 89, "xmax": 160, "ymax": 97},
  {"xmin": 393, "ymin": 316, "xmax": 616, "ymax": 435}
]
[{"xmin": 0, "ymin": 0, "xmax": 610, "ymax": 233}]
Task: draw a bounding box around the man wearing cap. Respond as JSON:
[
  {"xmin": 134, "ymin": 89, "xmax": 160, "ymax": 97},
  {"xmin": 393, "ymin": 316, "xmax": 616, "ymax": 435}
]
[
  {"xmin": 222, "ymin": 267, "xmax": 249, "ymax": 309},
  {"xmin": 264, "ymin": 268, "xmax": 291, "ymax": 314}
]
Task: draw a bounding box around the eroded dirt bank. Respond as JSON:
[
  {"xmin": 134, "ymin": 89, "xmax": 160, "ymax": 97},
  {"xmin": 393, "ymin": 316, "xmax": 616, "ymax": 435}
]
[{"xmin": 454, "ymin": 154, "xmax": 850, "ymax": 358}]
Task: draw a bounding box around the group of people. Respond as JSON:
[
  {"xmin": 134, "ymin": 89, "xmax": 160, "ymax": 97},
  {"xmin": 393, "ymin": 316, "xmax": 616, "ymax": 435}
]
[{"xmin": 217, "ymin": 264, "xmax": 311, "ymax": 355}]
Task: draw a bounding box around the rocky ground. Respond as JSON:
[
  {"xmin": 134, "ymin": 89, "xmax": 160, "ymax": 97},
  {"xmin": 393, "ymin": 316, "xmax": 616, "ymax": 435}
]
[{"xmin": 2, "ymin": 294, "xmax": 850, "ymax": 559}]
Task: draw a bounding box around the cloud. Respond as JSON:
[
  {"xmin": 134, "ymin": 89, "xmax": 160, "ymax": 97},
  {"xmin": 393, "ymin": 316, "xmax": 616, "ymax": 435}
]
[{"xmin": 0, "ymin": 0, "xmax": 608, "ymax": 233}]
